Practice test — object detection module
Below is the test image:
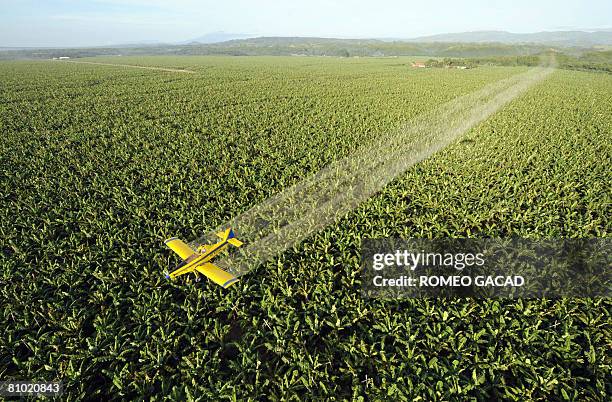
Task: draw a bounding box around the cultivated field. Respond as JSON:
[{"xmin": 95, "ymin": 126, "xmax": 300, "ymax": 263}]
[{"xmin": 1, "ymin": 56, "xmax": 610, "ymax": 400}]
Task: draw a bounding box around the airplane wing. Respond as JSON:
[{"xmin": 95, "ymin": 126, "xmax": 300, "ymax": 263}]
[
  {"xmin": 196, "ymin": 263, "xmax": 239, "ymax": 288},
  {"xmin": 165, "ymin": 237, "xmax": 196, "ymax": 260}
]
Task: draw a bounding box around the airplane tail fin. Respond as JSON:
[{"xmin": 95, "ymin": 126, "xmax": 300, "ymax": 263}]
[
  {"xmin": 227, "ymin": 238, "xmax": 243, "ymax": 247},
  {"xmin": 216, "ymin": 228, "xmax": 243, "ymax": 247}
]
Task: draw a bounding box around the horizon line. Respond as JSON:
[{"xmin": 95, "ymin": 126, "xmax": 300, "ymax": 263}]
[{"xmin": 2, "ymin": 28, "xmax": 612, "ymax": 50}]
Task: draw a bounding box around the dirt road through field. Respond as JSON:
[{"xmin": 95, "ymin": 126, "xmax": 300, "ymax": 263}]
[{"xmin": 61, "ymin": 60, "xmax": 194, "ymax": 73}]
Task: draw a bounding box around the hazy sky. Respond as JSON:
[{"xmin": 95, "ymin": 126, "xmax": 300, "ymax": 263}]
[{"xmin": 1, "ymin": 0, "xmax": 611, "ymax": 47}]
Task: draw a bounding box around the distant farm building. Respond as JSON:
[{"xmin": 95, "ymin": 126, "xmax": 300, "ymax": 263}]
[
  {"xmin": 411, "ymin": 61, "xmax": 426, "ymax": 68},
  {"xmin": 58, "ymin": 56, "xmax": 70, "ymax": 59}
]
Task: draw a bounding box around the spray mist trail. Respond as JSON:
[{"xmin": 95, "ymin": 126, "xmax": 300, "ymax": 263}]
[{"xmin": 196, "ymin": 65, "xmax": 554, "ymax": 276}]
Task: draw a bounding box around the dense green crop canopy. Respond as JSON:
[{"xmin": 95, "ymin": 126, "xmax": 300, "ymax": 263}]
[{"xmin": 0, "ymin": 56, "xmax": 610, "ymax": 400}]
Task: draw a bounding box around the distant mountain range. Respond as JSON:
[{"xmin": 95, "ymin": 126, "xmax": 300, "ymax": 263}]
[
  {"xmin": 180, "ymin": 31, "xmax": 256, "ymax": 44},
  {"xmin": 3, "ymin": 30, "xmax": 612, "ymax": 60},
  {"xmin": 177, "ymin": 30, "xmax": 612, "ymax": 47},
  {"xmin": 4, "ymin": 30, "xmax": 611, "ymax": 50},
  {"xmin": 406, "ymin": 30, "xmax": 612, "ymax": 46}
]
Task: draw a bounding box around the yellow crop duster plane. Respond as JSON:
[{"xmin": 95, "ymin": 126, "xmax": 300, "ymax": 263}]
[{"xmin": 164, "ymin": 228, "xmax": 242, "ymax": 288}]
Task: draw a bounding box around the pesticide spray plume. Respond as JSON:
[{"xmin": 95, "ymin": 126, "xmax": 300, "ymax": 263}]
[{"xmin": 195, "ymin": 62, "xmax": 554, "ymax": 276}]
